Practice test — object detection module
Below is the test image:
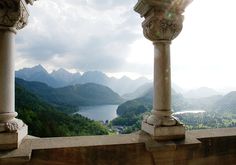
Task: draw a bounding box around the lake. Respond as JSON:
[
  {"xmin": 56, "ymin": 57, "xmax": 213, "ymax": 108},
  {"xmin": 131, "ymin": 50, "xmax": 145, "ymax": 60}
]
[
  {"xmin": 173, "ymin": 110, "xmax": 206, "ymax": 115},
  {"xmin": 75, "ymin": 105, "xmax": 118, "ymax": 122},
  {"xmin": 75, "ymin": 106, "xmax": 206, "ymax": 122}
]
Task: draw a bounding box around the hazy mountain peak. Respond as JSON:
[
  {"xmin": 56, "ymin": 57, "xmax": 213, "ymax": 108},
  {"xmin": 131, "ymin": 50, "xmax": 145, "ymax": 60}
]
[
  {"xmin": 32, "ymin": 64, "xmax": 48, "ymax": 73},
  {"xmin": 51, "ymin": 68, "xmax": 71, "ymax": 75},
  {"xmin": 135, "ymin": 76, "xmax": 149, "ymax": 81},
  {"xmin": 120, "ymin": 75, "xmax": 131, "ymax": 81},
  {"xmin": 122, "ymin": 82, "xmax": 152, "ymax": 100},
  {"xmin": 184, "ymin": 87, "xmax": 220, "ymax": 99},
  {"xmin": 81, "ymin": 71, "xmax": 109, "ymax": 81},
  {"xmin": 58, "ymin": 68, "xmax": 69, "ymax": 73},
  {"xmin": 74, "ymin": 72, "xmax": 81, "ymax": 76},
  {"xmin": 16, "ymin": 64, "xmax": 48, "ymax": 76},
  {"xmin": 172, "ymin": 83, "xmax": 184, "ymax": 94},
  {"xmin": 82, "ymin": 70, "xmax": 107, "ymax": 76},
  {"xmin": 16, "ymin": 65, "xmax": 61, "ymax": 87}
]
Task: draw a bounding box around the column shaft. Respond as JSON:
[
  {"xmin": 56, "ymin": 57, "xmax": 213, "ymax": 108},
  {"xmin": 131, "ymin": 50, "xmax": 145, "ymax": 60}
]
[
  {"xmin": 0, "ymin": 30, "xmax": 17, "ymax": 123},
  {"xmin": 153, "ymin": 42, "xmax": 171, "ymax": 117}
]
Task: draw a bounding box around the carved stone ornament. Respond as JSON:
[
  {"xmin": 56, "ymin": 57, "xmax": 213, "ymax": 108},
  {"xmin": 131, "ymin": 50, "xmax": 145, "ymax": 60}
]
[
  {"xmin": 25, "ymin": 0, "xmax": 35, "ymax": 5},
  {"xmin": 134, "ymin": 0, "xmax": 193, "ymax": 17},
  {"xmin": 142, "ymin": 10, "xmax": 184, "ymax": 41},
  {"xmin": 134, "ymin": 0, "xmax": 192, "ymax": 42},
  {"xmin": 0, "ymin": 0, "xmax": 33, "ymax": 30},
  {"xmin": 0, "ymin": 118, "xmax": 24, "ymax": 133},
  {"xmin": 143, "ymin": 113, "xmax": 183, "ymax": 127}
]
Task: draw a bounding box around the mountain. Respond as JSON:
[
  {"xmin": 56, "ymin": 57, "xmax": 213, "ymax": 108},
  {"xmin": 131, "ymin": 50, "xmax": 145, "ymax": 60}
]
[
  {"xmin": 79, "ymin": 71, "xmax": 110, "ymax": 85},
  {"xmin": 187, "ymin": 95, "xmax": 223, "ymax": 111},
  {"xmin": 121, "ymin": 85, "xmax": 236, "ymax": 114},
  {"xmin": 51, "ymin": 68, "xmax": 81, "ymax": 86},
  {"xmin": 16, "ymin": 78, "xmax": 124, "ymax": 106},
  {"xmin": 15, "ymin": 65, "xmax": 150, "ymax": 95},
  {"xmin": 122, "ymin": 83, "xmax": 152, "ymax": 100},
  {"xmin": 15, "ymin": 83, "xmax": 109, "ymax": 137},
  {"xmin": 110, "ymin": 76, "xmax": 150, "ymax": 96},
  {"xmin": 122, "ymin": 82, "xmax": 186, "ymax": 101},
  {"xmin": 16, "ymin": 65, "xmax": 62, "ymax": 87},
  {"xmin": 117, "ymin": 87, "xmax": 189, "ymax": 116},
  {"xmin": 213, "ymin": 91, "xmax": 236, "ymax": 113},
  {"xmin": 172, "ymin": 83, "xmax": 185, "ymax": 94},
  {"xmin": 73, "ymin": 72, "xmax": 150, "ymax": 95},
  {"xmin": 112, "ymin": 88, "xmax": 189, "ymax": 133},
  {"xmin": 183, "ymin": 87, "xmax": 220, "ymax": 99}
]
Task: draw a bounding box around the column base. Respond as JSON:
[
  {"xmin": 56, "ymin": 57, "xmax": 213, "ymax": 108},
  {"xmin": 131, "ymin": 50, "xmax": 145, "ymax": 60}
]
[
  {"xmin": 0, "ymin": 124, "xmax": 28, "ymax": 150},
  {"xmin": 141, "ymin": 121, "xmax": 185, "ymax": 140}
]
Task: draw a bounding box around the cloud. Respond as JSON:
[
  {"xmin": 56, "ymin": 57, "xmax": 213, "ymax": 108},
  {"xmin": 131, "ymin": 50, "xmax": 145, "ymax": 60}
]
[
  {"xmin": 16, "ymin": 0, "xmax": 236, "ymax": 90},
  {"xmin": 16, "ymin": 0, "xmax": 142, "ymax": 72}
]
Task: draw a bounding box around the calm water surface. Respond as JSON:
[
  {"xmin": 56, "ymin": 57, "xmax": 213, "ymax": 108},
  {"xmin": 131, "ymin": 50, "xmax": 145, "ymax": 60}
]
[
  {"xmin": 173, "ymin": 110, "xmax": 206, "ymax": 115},
  {"xmin": 75, "ymin": 106, "xmax": 206, "ymax": 122},
  {"xmin": 75, "ymin": 105, "xmax": 118, "ymax": 121}
]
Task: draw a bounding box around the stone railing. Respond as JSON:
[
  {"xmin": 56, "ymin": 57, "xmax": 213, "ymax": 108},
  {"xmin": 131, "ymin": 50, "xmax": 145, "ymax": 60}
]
[
  {"xmin": 1, "ymin": 1, "xmax": 236, "ymax": 165},
  {"xmin": 0, "ymin": 0, "xmax": 195, "ymax": 149},
  {"xmin": 0, "ymin": 128, "xmax": 236, "ymax": 165}
]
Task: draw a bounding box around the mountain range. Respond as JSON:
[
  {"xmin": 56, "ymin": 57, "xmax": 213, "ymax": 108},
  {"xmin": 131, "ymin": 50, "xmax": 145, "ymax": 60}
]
[
  {"xmin": 16, "ymin": 78, "xmax": 124, "ymax": 107},
  {"xmin": 183, "ymin": 87, "xmax": 220, "ymax": 99},
  {"xmin": 16, "ymin": 65, "xmax": 225, "ymax": 100},
  {"xmin": 117, "ymin": 86, "xmax": 189, "ymax": 116},
  {"xmin": 15, "ymin": 65, "xmax": 150, "ymax": 95},
  {"xmin": 118, "ymin": 84, "xmax": 236, "ymax": 115}
]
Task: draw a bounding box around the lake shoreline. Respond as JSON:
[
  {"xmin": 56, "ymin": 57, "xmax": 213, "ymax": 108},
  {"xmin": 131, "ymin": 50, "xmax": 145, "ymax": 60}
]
[
  {"xmin": 173, "ymin": 110, "xmax": 206, "ymax": 115},
  {"xmin": 74, "ymin": 104, "xmax": 119, "ymax": 122}
]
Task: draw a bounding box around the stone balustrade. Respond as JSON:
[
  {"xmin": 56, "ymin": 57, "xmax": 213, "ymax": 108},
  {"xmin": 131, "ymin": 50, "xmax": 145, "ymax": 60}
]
[
  {"xmin": 0, "ymin": 128, "xmax": 236, "ymax": 164},
  {"xmin": 1, "ymin": 1, "xmax": 236, "ymax": 165}
]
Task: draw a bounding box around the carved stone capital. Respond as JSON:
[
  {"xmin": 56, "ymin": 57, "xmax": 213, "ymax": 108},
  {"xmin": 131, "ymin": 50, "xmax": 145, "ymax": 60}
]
[
  {"xmin": 142, "ymin": 10, "xmax": 183, "ymax": 41},
  {"xmin": 134, "ymin": 0, "xmax": 192, "ymax": 42},
  {"xmin": 0, "ymin": 0, "xmax": 33, "ymax": 31}
]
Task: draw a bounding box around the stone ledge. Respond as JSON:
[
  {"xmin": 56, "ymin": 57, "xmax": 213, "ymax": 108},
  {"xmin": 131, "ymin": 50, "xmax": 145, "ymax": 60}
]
[
  {"xmin": 0, "ymin": 125, "xmax": 28, "ymax": 150},
  {"xmin": 142, "ymin": 121, "xmax": 185, "ymax": 140},
  {"xmin": 187, "ymin": 127, "xmax": 236, "ymax": 139},
  {"xmin": 0, "ymin": 128, "xmax": 236, "ymax": 165}
]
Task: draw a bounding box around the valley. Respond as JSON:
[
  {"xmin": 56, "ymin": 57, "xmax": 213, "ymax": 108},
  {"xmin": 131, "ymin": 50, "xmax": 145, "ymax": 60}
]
[{"xmin": 15, "ymin": 65, "xmax": 236, "ymax": 136}]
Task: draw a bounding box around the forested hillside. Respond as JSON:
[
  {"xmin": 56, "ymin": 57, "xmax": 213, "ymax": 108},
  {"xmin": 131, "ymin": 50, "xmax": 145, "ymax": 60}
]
[
  {"xmin": 15, "ymin": 84, "xmax": 109, "ymax": 137},
  {"xmin": 112, "ymin": 87, "xmax": 236, "ymax": 134},
  {"xmin": 16, "ymin": 78, "xmax": 124, "ymax": 107}
]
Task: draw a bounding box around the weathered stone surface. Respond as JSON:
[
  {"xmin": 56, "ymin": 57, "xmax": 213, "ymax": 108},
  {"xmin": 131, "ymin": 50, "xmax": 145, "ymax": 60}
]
[
  {"xmin": 0, "ymin": 119, "xmax": 24, "ymax": 133},
  {"xmin": 142, "ymin": 121, "xmax": 185, "ymax": 140},
  {"xmin": 134, "ymin": 0, "xmax": 193, "ymax": 17},
  {"xmin": 0, "ymin": 0, "xmax": 30, "ymax": 30},
  {"xmin": 0, "ymin": 124, "xmax": 28, "ymax": 150},
  {"xmin": 134, "ymin": 0, "xmax": 192, "ymax": 140},
  {"xmin": 142, "ymin": 9, "xmax": 184, "ymax": 41},
  {"xmin": 1, "ymin": 128, "xmax": 236, "ymax": 165},
  {"xmin": 0, "ymin": 0, "xmax": 35, "ymax": 150}
]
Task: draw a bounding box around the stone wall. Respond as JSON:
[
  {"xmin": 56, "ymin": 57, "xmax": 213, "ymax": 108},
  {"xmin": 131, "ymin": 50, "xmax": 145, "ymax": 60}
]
[{"xmin": 0, "ymin": 128, "xmax": 236, "ymax": 165}]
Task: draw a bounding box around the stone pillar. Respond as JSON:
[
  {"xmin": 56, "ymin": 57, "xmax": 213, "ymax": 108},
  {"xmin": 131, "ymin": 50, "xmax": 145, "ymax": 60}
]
[
  {"xmin": 134, "ymin": 0, "xmax": 192, "ymax": 140},
  {"xmin": 0, "ymin": 0, "xmax": 36, "ymax": 150}
]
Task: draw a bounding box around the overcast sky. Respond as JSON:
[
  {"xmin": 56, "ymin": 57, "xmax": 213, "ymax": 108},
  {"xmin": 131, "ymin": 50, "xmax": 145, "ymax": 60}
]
[{"xmin": 16, "ymin": 0, "xmax": 236, "ymax": 91}]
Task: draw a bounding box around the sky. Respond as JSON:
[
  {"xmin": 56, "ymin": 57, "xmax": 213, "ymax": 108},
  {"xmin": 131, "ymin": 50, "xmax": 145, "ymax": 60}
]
[{"xmin": 15, "ymin": 0, "xmax": 236, "ymax": 91}]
